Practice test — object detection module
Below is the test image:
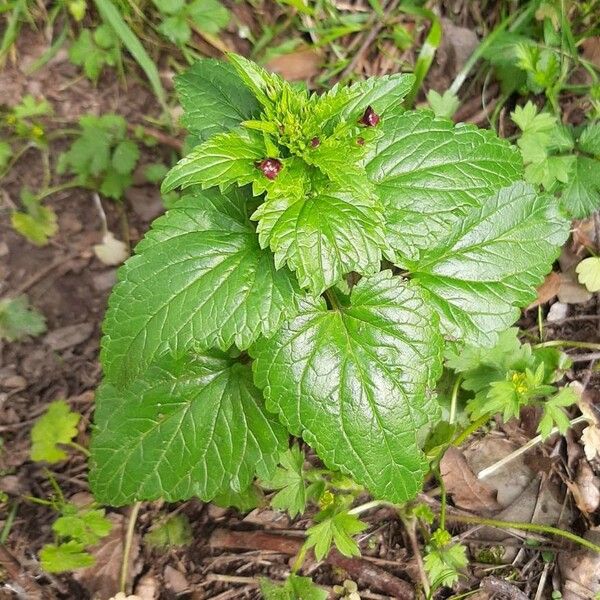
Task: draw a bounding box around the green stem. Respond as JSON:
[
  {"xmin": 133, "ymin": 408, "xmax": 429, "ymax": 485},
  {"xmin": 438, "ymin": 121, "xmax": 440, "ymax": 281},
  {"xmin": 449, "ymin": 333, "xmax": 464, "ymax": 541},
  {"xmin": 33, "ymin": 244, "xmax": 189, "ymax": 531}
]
[
  {"xmin": 324, "ymin": 288, "xmax": 342, "ymax": 311},
  {"xmin": 0, "ymin": 502, "xmax": 18, "ymax": 544},
  {"xmin": 451, "ymin": 414, "xmax": 491, "ymax": 448},
  {"xmin": 35, "ymin": 180, "xmax": 81, "ymax": 201},
  {"xmin": 445, "ymin": 513, "xmax": 600, "ymax": 555},
  {"xmin": 291, "ymin": 542, "xmax": 309, "ymax": 573},
  {"xmin": 448, "ymin": 376, "xmax": 462, "ymax": 425},
  {"xmin": 534, "ymin": 340, "xmax": 600, "ymax": 352},
  {"xmin": 68, "ymin": 441, "xmax": 90, "ymax": 457}
]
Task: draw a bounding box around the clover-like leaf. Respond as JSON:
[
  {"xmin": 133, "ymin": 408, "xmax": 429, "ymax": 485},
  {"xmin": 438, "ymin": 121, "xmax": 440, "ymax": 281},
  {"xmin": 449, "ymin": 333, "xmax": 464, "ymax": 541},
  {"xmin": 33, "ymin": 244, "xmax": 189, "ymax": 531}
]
[
  {"xmin": 252, "ymin": 187, "xmax": 387, "ymax": 295},
  {"xmin": 411, "ymin": 182, "xmax": 570, "ymax": 346},
  {"xmin": 101, "ymin": 188, "xmax": 301, "ymax": 386},
  {"xmin": 175, "ymin": 58, "xmax": 260, "ymax": 143},
  {"xmin": 365, "ymin": 110, "xmax": 523, "ymax": 263},
  {"xmin": 90, "ymin": 350, "xmax": 287, "ymax": 505},
  {"xmin": 251, "ymin": 271, "xmax": 443, "ymax": 503}
]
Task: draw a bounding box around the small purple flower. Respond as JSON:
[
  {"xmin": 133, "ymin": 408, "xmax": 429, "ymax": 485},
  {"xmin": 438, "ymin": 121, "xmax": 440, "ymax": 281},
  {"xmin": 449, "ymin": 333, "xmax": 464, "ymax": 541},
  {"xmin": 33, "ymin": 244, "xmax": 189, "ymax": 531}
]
[
  {"xmin": 356, "ymin": 137, "xmax": 365, "ymax": 146},
  {"xmin": 256, "ymin": 158, "xmax": 283, "ymax": 180},
  {"xmin": 310, "ymin": 136, "xmax": 320, "ymax": 148},
  {"xmin": 359, "ymin": 106, "xmax": 380, "ymax": 127}
]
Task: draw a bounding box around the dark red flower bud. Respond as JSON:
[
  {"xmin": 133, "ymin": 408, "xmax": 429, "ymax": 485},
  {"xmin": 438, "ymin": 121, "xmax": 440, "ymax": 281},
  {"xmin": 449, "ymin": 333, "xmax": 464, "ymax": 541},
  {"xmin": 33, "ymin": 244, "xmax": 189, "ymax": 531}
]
[
  {"xmin": 310, "ymin": 136, "xmax": 320, "ymax": 147},
  {"xmin": 356, "ymin": 137, "xmax": 365, "ymax": 146},
  {"xmin": 256, "ymin": 158, "xmax": 282, "ymax": 180},
  {"xmin": 359, "ymin": 105, "xmax": 380, "ymax": 127}
]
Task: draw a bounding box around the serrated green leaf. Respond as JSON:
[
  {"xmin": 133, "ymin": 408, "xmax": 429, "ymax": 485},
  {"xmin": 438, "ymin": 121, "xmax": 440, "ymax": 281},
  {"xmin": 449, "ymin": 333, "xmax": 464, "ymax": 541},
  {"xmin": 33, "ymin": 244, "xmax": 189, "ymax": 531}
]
[
  {"xmin": 53, "ymin": 506, "xmax": 112, "ymax": 546},
  {"xmin": 411, "ymin": 182, "xmax": 569, "ymax": 346},
  {"xmin": 576, "ymin": 256, "xmax": 600, "ymax": 292},
  {"xmin": 427, "ymin": 89, "xmax": 459, "ymax": 119},
  {"xmin": 161, "ymin": 128, "xmax": 264, "ymax": 193},
  {"xmin": 112, "ymin": 139, "xmax": 139, "ymax": 175},
  {"xmin": 304, "ymin": 510, "xmax": 367, "ymax": 560},
  {"xmin": 40, "ymin": 541, "xmax": 95, "ymax": 573},
  {"xmin": 424, "ymin": 531, "xmax": 468, "ymax": 589},
  {"xmin": 175, "ymin": 58, "xmax": 260, "ymax": 142},
  {"xmin": 261, "ymin": 574, "xmax": 328, "ymax": 600},
  {"xmin": 11, "ymin": 189, "xmax": 58, "ymax": 246},
  {"xmin": 252, "ymin": 187, "xmax": 387, "ymax": 295},
  {"xmin": 251, "ymin": 271, "xmax": 443, "ymax": 503},
  {"xmin": 578, "ymin": 123, "xmax": 600, "ymax": 156},
  {"xmin": 213, "ymin": 483, "xmax": 264, "ymax": 511},
  {"xmin": 90, "ymin": 350, "xmax": 287, "ymax": 505},
  {"xmin": 31, "ymin": 400, "xmax": 80, "ymax": 463},
  {"xmin": 145, "ymin": 514, "xmax": 192, "ymax": 548},
  {"xmin": 261, "ymin": 445, "xmax": 306, "ymax": 517},
  {"xmin": 187, "ymin": 0, "xmax": 230, "ymax": 34},
  {"xmin": 340, "ymin": 73, "xmax": 415, "ymax": 118},
  {"xmin": 365, "ymin": 111, "xmax": 522, "ymax": 263},
  {"xmin": 538, "ymin": 387, "xmax": 576, "ymax": 439},
  {"xmin": 561, "ymin": 156, "xmax": 600, "ymax": 218},
  {"xmin": 101, "ymin": 188, "xmax": 300, "ymax": 385},
  {"xmin": 158, "ymin": 15, "xmax": 190, "ymax": 45},
  {"xmin": 0, "ymin": 295, "xmax": 46, "ymax": 342},
  {"xmin": 152, "ymin": 0, "xmax": 185, "ymax": 14}
]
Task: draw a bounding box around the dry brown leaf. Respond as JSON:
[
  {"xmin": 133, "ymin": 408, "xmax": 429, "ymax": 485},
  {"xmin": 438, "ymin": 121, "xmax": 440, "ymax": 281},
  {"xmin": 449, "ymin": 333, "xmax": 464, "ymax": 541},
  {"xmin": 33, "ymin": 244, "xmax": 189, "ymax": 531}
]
[
  {"xmin": 163, "ymin": 566, "xmax": 189, "ymax": 595},
  {"xmin": 94, "ymin": 231, "xmax": 129, "ymax": 266},
  {"xmin": 568, "ymin": 460, "xmax": 600, "ymax": 514},
  {"xmin": 582, "ymin": 37, "xmax": 600, "ymax": 70},
  {"xmin": 527, "ymin": 271, "xmax": 561, "ymax": 309},
  {"xmin": 44, "ymin": 322, "xmax": 94, "ymax": 351},
  {"xmin": 74, "ymin": 513, "xmax": 140, "ymax": 600},
  {"xmin": 573, "ymin": 382, "xmax": 600, "ymax": 461},
  {"xmin": 440, "ymin": 447, "xmax": 501, "ymax": 513},
  {"xmin": 557, "ymin": 271, "xmax": 593, "ymax": 304},
  {"xmin": 266, "ymin": 47, "xmax": 321, "ymax": 81},
  {"xmin": 559, "ymin": 527, "xmax": 600, "ymax": 600}
]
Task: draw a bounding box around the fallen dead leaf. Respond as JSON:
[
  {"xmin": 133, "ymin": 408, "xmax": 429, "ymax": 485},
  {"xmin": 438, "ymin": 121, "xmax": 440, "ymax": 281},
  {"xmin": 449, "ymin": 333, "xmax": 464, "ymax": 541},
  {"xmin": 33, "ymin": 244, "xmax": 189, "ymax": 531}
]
[
  {"xmin": 573, "ymin": 382, "xmax": 600, "ymax": 461},
  {"xmin": 527, "ymin": 271, "xmax": 561, "ymax": 309},
  {"xmin": 44, "ymin": 322, "xmax": 94, "ymax": 351},
  {"xmin": 547, "ymin": 301, "xmax": 569, "ymax": 322},
  {"xmin": 74, "ymin": 513, "xmax": 140, "ymax": 600},
  {"xmin": 582, "ymin": 37, "xmax": 600, "ymax": 70},
  {"xmin": 266, "ymin": 47, "xmax": 322, "ymax": 81},
  {"xmin": 464, "ymin": 437, "xmax": 534, "ymax": 507},
  {"xmin": 557, "ymin": 271, "xmax": 592, "ymax": 304},
  {"xmin": 440, "ymin": 446, "xmax": 501, "ymax": 513},
  {"xmin": 559, "ymin": 527, "xmax": 600, "ymax": 600},
  {"xmin": 135, "ymin": 573, "xmax": 158, "ymax": 600},
  {"xmin": 568, "ymin": 460, "xmax": 600, "ymax": 514},
  {"xmin": 163, "ymin": 565, "xmax": 189, "ymax": 595},
  {"xmin": 94, "ymin": 231, "xmax": 129, "ymax": 266}
]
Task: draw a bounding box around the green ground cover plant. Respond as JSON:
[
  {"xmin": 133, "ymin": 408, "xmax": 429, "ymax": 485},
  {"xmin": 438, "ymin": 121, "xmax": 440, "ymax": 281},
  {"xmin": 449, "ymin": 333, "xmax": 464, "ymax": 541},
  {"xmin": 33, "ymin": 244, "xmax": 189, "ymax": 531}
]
[{"xmin": 90, "ymin": 53, "xmax": 575, "ymax": 510}]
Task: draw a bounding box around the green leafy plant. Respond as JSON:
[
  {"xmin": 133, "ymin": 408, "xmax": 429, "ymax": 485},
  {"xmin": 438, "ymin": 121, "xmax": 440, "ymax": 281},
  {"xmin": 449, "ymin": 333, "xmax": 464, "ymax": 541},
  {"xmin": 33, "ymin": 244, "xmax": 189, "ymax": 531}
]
[
  {"xmin": 11, "ymin": 187, "xmax": 58, "ymax": 246},
  {"xmin": 89, "ymin": 55, "xmax": 570, "ymax": 516},
  {"xmin": 512, "ymin": 102, "xmax": 600, "ymax": 218},
  {"xmin": 444, "ymin": 328, "xmax": 576, "ymax": 439},
  {"xmin": 152, "ymin": 0, "xmax": 230, "ymax": 46},
  {"xmin": 261, "ymin": 573, "xmax": 327, "ymax": 600},
  {"xmin": 30, "ymin": 400, "xmax": 82, "ymax": 463},
  {"xmin": 69, "ymin": 25, "xmax": 120, "ymax": 81},
  {"xmin": 0, "ymin": 295, "xmax": 46, "ymax": 342},
  {"xmin": 57, "ymin": 114, "xmax": 139, "ymax": 200},
  {"xmin": 39, "ymin": 500, "xmax": 112, "ymax": 573},
  {"xmin": 423, "ymin": 529, "xmax": 468, "ymax": 590}
]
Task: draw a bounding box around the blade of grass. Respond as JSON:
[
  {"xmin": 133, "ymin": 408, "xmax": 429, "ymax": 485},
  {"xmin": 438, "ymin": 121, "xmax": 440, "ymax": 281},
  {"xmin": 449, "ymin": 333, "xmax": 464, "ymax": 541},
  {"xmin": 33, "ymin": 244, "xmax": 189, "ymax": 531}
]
[
  {"xmin": 25, "ymin": 26, "xmax": 68, "ymax": 74},
  {"xmin": 0, "ymin": 0, "xmax": 26, "ymax": 64},
  {"xmin": 403, "ymin": 5, "xmax": 442, "ymax": 107},
  {"xmin": 93, "ymin": 0, "xmax": 168, "ymax": 112}
]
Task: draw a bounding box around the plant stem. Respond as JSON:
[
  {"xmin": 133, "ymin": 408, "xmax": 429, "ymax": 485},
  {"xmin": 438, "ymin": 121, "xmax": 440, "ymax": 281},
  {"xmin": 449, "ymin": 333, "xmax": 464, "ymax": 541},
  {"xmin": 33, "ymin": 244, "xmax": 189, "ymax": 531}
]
[
  {"xmin": 448, "ymin": 376, "xmax": 462, "ymax": 425},
  {"xmin": 534, "ymin": 340, "xmax": 600, "ymax": 352},
  {"xmin": 451, "ymin": 414, "xmax": 491, "ymax": 448},
  {"xmin": 445, "ymin": 513, "xmax": 600, "ymax": 555},
  {"xmin": 120, "ymin": 501, "xmax": 141, "ymax": 594},
  {"xmin": 348, "ymin": 499, "xmax": 385, "ymax": 515},
  {"xmin": 324, "ymin": 288, "xmax": 342, "ymax": 311},
  {"xmin": 477, "ymin": 414, "xmax": 588, "ymax": 480},
  {"xmin": 68, "ymin": 441, "xmax": 90, "ymax": 457}
]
